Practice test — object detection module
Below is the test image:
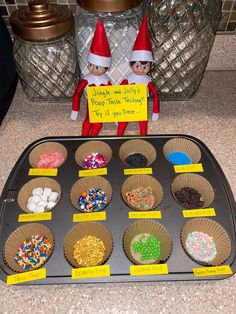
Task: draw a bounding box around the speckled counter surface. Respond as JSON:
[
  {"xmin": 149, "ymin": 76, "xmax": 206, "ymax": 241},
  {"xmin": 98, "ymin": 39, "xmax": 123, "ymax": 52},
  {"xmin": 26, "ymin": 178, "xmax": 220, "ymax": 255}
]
[{"xmin": 0, "ymin": 71, "xmax": 236, "ymax": 314}]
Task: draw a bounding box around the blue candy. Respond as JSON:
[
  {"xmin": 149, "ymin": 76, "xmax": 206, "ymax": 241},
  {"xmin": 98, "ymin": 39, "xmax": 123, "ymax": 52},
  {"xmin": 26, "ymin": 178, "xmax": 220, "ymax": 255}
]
[{"xmin": 167, "ymin": 151, "xmax": 192, "ymax": 165}]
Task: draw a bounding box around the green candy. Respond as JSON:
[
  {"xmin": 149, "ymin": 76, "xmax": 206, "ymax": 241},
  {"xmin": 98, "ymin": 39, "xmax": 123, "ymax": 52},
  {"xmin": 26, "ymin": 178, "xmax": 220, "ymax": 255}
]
[{"xmin": 132, "ymin": 234, "xmax": 161, "ymax": 261}]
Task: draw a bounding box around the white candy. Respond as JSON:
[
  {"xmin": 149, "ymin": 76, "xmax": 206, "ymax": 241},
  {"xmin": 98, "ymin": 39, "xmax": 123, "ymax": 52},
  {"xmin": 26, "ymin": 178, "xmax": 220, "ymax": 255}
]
[
  {"xmin": 35, "ymin": 205, "xmax": 45, "ymax": 213},
  {"xmin": 32, "ymin": 187, "xmax": 43, "ymax": 196},
  {"xmin": 43, "ymin": 187, "xmax": 52, "ymax": 199},
  {"xmin": 47, "ymin": 201, "xmax": 56, "ymax": 209},
  {"xmin": 41, "ymin": 194, "xmax": 48, "ymax": 201},
  {"xmin": 27, "ymin": 202, "xmax": 37, "ymax": 212},
  {"xmin": 31, "ymin": 195, "xmax": 41, "ymax": 203},
  {"xmin": 37, "ymin": 200, "xmax": 48, "ymax": 208},
  {"xmin": 48, "ymin": 192, "xmax": 58, "ymax": 202}
]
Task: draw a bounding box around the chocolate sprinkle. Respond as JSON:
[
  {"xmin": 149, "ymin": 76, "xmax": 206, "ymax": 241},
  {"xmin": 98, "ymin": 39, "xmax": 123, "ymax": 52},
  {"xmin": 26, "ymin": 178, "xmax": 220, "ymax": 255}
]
[
  {"xmin": 174, "ymin": 187, "xmax": 204, "ymax": 209},
  {"xmin": 124, "ymin": 153, "xmax": 148, "ymax": 168}
]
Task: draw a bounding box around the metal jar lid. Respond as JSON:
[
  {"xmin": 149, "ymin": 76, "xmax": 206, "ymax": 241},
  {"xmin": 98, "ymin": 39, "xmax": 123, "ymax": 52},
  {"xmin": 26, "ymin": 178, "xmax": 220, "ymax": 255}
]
[
  {"xmin": 10, "ymin": 0, "xmax": 73, "ymax": 41},
  {"xmin": 78, "ymin": 0, "xmax": 142, "ymax": 13}
]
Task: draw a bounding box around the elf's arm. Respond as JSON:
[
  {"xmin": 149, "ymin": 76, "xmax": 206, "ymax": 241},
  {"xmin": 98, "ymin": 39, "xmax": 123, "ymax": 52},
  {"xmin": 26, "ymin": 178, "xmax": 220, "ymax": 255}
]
[
  {"xmin": 148, "ymin": 81, "xmax": 160, "ymax": 122},
  {"xmin": 71, "ymin": 79, "xmax": 88, "ymax": 120}
]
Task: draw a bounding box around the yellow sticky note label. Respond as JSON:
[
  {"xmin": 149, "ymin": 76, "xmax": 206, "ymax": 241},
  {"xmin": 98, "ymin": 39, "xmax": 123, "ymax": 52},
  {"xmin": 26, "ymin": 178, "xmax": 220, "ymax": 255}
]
[
  {"xmin": 124, "ymin": 168, "xmax": 153, "ymax": 175},
  {"xmin": 18, "ymin": 212, "xmax": 52, "ymax": 222},
  {"xmin": 6, "ymin": 268, "xmax": 46, "ymax": 285},
  {"xmin": 174, "ymin": 163, "xmax": 203, "ymax": 173},
  {"xmin": 87, "ymin": 84, "xmax": 147, "ymax": 123},
  {"xmin": 28, "ymin": 168, "xmax": 58, "ymax": 176},
  {"xmin": 182, "ymin": 208, "xmax": 216, "ymax": 218},
  {"xmin": 72, "ymin": 265, "xmax": 110, "ymax": 279},
  {"xmin": 79, "ymin": 168, "xmax": 107, "ymax": 177},
  {"xmin": 130, "ymin": 264, "xmax": 169, "ymax": 276},
  {"xmin": 193, "ymin": 265, "xmax": 233, "ymax": 277},
  {"xmin": 129, "ymin": 211, "xmax": 162, "ymax": 219},
  {"xmin": 73, "ymin": 212, "xmax": 106, "ymax": 222}
]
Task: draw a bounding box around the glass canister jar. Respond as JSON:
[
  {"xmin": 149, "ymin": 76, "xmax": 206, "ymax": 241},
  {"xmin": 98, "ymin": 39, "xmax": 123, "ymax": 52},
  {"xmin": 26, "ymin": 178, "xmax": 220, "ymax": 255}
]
[
  {"xmin": 10, "ymin": 0, "xmax": 78, "ymax": 102},
  {"xmin": 75, "ymin": 0, "xmax": 143, "ymax": 84},
  {"xmin": 144, "ymin": 0, "xmax": 222, "ymax": 100}
]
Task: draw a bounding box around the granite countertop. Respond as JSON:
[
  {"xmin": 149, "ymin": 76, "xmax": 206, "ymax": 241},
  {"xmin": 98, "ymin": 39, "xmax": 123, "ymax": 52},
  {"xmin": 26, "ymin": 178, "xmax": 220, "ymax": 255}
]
[{"xmin": 0, "ymin": 70, "xmax": 236, "ymax": 313}]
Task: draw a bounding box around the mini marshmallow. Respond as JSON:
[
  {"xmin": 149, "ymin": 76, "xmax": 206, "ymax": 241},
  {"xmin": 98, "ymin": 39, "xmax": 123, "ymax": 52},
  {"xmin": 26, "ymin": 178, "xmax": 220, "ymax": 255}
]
[
  {"xmin": 37, "ymin": 200, "xmax": 48, "ymax": 207},
  {"xmin": 31, "ymin": 195, "xmax": 41, "ymax": 203},
  {"xmin": 47, "ymin": 201, "xmax": 56, "ymax": 209},
  {"xmin": 27, "ymin": 202, "xmax": 37, "ymax": 212},
  {"xmin": 35, "ymin": 205, "xmax": 45, "ymax": 213},
  {"xmin": 41, "ymin": 194, "xmax": 48, "ymax": 201},
  {"xmin": 43, "ymin": 187, "xmax": 52, "ymax": 199},
  {"xmin": 32, "ymin": 187, "xmax": 43, "ymax": 196},
  {"xmin": 48, "ymin": 192, "xmax": 58, "ymax": 202}
]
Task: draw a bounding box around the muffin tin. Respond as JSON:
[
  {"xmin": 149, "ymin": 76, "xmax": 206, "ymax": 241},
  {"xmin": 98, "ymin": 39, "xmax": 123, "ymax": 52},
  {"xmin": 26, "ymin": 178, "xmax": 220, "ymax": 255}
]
[{"xmin": 0, "ymin": 134, "xmax": 235, "ymax": 285}]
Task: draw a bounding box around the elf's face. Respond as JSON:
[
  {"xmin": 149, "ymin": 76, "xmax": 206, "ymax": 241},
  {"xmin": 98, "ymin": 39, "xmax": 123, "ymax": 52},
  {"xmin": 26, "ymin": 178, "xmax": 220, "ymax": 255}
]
[
  {"xmin": 131, "ymin": 61, "xmax": 150, "ymax": 76},
  {"xmin": 88, "ymin": 63, "xmax": 107, "ymax": 76}
]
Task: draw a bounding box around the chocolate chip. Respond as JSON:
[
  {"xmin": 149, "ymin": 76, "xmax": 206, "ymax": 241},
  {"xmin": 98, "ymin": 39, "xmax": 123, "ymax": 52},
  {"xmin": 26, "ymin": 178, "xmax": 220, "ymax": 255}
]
[{"xmin": 174, "ymin": 186, "xmax": 204, "ymax": 209}]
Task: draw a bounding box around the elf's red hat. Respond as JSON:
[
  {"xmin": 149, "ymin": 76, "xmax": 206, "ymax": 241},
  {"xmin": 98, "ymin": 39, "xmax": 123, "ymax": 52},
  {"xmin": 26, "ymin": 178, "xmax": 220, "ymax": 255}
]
[
  {"xmin": 88, "ymin": 19, "xmax": 111, "ymax": 68},
  {"xmin": 130, "ymin": 16, "xmax": 153, "ymax": 62}
]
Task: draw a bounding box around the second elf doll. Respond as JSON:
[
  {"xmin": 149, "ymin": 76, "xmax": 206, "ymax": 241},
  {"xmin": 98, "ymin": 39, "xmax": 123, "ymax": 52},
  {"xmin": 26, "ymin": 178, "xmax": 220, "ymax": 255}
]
[{"xmin": 117, "ymin": 16, "xmax": 160, "ymax": 136}]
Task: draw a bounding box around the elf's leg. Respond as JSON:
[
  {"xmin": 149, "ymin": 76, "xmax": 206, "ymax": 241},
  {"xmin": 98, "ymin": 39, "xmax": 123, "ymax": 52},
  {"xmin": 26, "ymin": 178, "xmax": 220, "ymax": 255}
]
[
  {"xmin": 81, "ymin": 110, "xmax": 92, "ymax": 136},
  {"xmin": 139, "ymin": 121, "xmax": 148, "ymax": 136},
  {"xmin": 117, "ymin": 122, "xmax": 128, "ymax": 136},
  {"xmin": 90, "ymin": 123, "xmax": 103, "ymax": 136}
]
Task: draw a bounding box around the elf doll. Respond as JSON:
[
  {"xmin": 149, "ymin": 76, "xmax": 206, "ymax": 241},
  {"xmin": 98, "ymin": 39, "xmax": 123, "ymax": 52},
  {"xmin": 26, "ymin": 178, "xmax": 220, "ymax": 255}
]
[
  {"xmin": 117, "ymin": 16, "xmax": 160, "ymax": 136},
  {"xmin": 70, "ymin": 20, "xmax": 112, "ymax": 136}
]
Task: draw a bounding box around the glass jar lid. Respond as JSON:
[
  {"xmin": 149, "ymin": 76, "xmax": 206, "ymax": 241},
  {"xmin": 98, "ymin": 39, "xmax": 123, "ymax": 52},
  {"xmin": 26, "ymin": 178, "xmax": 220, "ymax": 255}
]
[
  {"xmin": 10, "ymin": 0, "xmax": 73, "ymax": 41},
  {"xmin": 78, "ymin": 0, "xmax": 142, "ymax": 12}
]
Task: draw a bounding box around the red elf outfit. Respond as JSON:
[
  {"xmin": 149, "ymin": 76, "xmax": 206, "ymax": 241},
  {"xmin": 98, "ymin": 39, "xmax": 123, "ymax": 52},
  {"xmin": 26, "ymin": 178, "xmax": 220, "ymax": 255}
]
[
  {"xmin": 117, "ymin": 16, "xmax": 160, "ymax": 136},
  {"xmin": 70, "ymin": 20, "xmax": 112, "ymax": 136}
]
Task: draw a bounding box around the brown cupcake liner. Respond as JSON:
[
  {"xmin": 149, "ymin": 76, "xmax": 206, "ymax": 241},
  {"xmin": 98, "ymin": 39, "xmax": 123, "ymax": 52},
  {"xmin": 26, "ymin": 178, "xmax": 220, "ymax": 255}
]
[
  {"xmin": 163, "ymin": 138, "xmax": 201, "ymax": 164},
  {"xmin": 123, "ymin": 220, "xmax": 172, "ymax": 265},
  {"xmin": 171, "ymin": 173, "xmax": 215, "ymax": 209},
  {"xmin": 4, "ymin": 223, "xmax": 54, "ymax": 273},
  {"xmin": 70, "ymin": 176, "xmax": 112, "ymax": 212},
  {"xmin": 180, "ymin": 218, "xmax": 232, "ymax": 266},
  {"xmin": 64, "ymin": 222, "xmax": 113, "ymax": 268},
  {"xmin": 119, "ymin": 139, "xmax": 156, "ymax": 167},
  {"xmin": 17, "ymin": 177, "xmax": 62, "ymax": 213},
  {"xmin": 75, "ymin": 141, "xmax": 112, "ymax": 168},
  {"xmin": 121, "ymin": 174, "xmax": 163, "ymax": 211},
  {"xmin": 29, "ymin": 142, "xmax": 67, "ymax": 168}
]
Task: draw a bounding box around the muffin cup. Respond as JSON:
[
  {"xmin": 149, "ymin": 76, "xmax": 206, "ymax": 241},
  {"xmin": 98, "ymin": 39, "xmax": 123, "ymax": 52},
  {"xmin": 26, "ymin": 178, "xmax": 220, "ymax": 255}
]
[
  {"xmin": 123, "ymin": 220, "xmax": 172, "ymax": 265},
  {"xmin": 4, "ymin": 223, "xmax": 54, "ymax": 272},
  {"xmin": 70, "ymin": 176, "xmax": 112, "ymax": 212},
  {"xmin": 171, "ymin": 173, "xmax": 215, "ymax": 208},
  {"xmin": 180, "ymin": 218, "xmax": 232, "ymax": 266},
  {"xmin": 64, "ymin": 222, "xmax": 113, "ymax": 268},
  {"xmin": 17, "ymin": 177, "xmax": 62, "ymax": 213},
  {"xmin": 119, "ymin": 139, "xmax": 156, "ymax": 167},
  {"xmin": 163, "ymin": 138, "xmax": 201, "ymax": 164},
  {"xmin": 75, "ymin": 141, "xmax": 112, "ymax": 168},
  {"xmin": 121, "ymin": 174, "xmax": 163, "ymax": 211},
  {"xmin": 29, "ymin": 142, "xmax": 67, "ymax": 168}
]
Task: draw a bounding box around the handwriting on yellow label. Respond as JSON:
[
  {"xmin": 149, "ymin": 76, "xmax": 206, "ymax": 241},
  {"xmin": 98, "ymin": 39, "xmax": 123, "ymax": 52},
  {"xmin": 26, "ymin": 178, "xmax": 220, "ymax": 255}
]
[
  {"xmin": 182, "ymin": 208, "xmax": 216, "ymax": 218},
  {"xmin": 72, "ymin": 265, "xmax": 110, "ymax": 279},
  {"xmin": 6, "ymin": 268, "xmax": 46, "ymax": 285},
  {"xmin": 79, "ymin": 168, "xmax": 107, "ymax": 177},
  {"xmin": 130, "ymin": 264, "xmax": 168, "ymax": 276},
  {"xmin": 87, "ymin": 84, "xmax": 147, "ymax": 123},
  {"xmin": 18, "ymin": 212, "xmax": 52, "ymax": 222},
  {"xmin": 193, "ymin": 265, "xmax": 233, "ymax": 277},
  {"xmin": 73, "ymin": 211, "xmax": 106, "ymax": 222},
  {"xmin": 129, "ymin": 211, "xmax": 162, "ymax": 219},
  {"xmin": 174, "ymin": 163, "xmax": 203, "ymax": 173},
  {"xmin": 124, "ymin": 168, "xmax": 153, "ymax": 175},
  {"xmin": 28, "ymin": 168, "xmax": 58, "ymax": 176}
]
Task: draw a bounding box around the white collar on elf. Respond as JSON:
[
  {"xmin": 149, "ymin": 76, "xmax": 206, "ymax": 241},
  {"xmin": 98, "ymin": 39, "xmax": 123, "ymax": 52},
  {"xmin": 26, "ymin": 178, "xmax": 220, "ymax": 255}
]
[
  {"xmin": 85, "ymin": 73, "xmax": 110, "ymax": 86},
  {"xmin": 127, "ymin": 73, "xmax": 151, "ymax": 84}
]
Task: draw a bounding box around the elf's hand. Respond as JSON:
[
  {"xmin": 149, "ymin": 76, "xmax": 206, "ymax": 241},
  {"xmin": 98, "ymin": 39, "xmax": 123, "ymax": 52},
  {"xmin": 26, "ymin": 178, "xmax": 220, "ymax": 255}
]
[
  {"xmin": 152, "ymin": 113, "xmax": 159, "ymax": 122},
  {"xmin": 70, "ymin": 110, "xmax": 78, "ymax": 121}
]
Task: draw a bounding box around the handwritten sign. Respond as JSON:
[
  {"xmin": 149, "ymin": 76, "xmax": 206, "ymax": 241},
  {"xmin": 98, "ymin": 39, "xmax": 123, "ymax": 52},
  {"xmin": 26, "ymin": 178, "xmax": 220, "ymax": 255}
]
[
  {"xmin": 193, "ymin": 265, "xmax": 232, "ymax": 277},
  {"xmin": 7, "ymin": 268, "xmax": 46, "ymax": 285},
  {"xmin": 72, "ymin": 265, "xmax": 110, "ymax": 279},
  {"xmin": 73, "ymin": 212, "xmax": 106, "ymax": 222},
  {"xmin": 129, "ymin": 211, "xmax": 162, "ymax": 219},
  {"xmin": 130, "ymin": 264, "xmax": 168, "ymax": 276},
  {"xmin": 18, "ymin": 212, "xmax": 52, "ymax": 222},
  {"xmin": 182, "ymin": 208, "xmax": 216, "ymax": 218},
  {"xmin": 87, "ymin": 84, "xmax": 147, "ymax": 123},
  {"xmin": 79, "ymin": 168, "xmax": 107, "ymax": 177},
  {"xmin": 124, "ymin": 168, "xmax": 153, "ymax": 175},
  {"xmin": 28, "ymin": 168, "xmax": 58, "ymax": 176},
  {"xmin": 174, "ymin": 163, "xmax": 203, "ymax": 173}
]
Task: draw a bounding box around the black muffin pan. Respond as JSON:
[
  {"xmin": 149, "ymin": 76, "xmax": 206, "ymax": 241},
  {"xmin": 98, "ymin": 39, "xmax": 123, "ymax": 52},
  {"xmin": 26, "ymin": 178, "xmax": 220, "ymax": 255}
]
[{"xmin": 0, "ymin": 135, "xmax": 235, "ymax": 285}]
